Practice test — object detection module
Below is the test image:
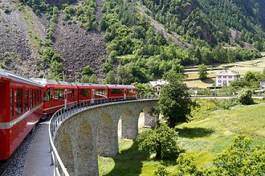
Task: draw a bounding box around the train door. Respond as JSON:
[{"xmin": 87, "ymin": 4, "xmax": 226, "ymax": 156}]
[
  {"xmin": 91, "ymin": 89, "xmax": 95, "ymax": 104},
  {"xmin": 0, "ymin": 80, "xmax": 9, "ymax": 121}
]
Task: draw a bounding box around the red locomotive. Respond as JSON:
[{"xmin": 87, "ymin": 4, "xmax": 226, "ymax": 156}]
[{"xmin": 0, "ymin": 70, "xmax": 137, "ymax": 160}]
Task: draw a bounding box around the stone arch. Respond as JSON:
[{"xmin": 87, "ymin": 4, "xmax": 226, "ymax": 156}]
[
  {"xmin": 72, "ymin": 119, "xmax": 98, "ymax": 176},
  {"xmin": 120, "ymin": 108, "xmax": 141, "ymax": 139},
  {"xmin": 97, "ymin": 112, "xmax": 116, "ymax": 156},
  {"xmin": 56, "ymin": 131, "xmax": 74, "ymax": 175}
]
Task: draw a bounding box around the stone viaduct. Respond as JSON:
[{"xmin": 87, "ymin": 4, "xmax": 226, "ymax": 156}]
[{"xmin": 53, "ymin": 99, "xmax": 158, "ymax": 176}]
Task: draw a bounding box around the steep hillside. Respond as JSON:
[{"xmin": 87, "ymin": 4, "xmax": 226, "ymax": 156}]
[
  {"xmin": 0, "ymin": 0, "xmax": 46, "ymax": 77},
  {"xmin": 53, "ymin": 15, "xmax": 106, "ymax": 81},
  {"xmin": 0, "ymin": 0, "xmax": 264, "ymax": 83},
  {"xmin": 140, "ymin": 0, "xmax": 265, "ymax": 47},
  {"xmin": 0, "ymin": 0, "xmax": 106, "ymax": 81}
]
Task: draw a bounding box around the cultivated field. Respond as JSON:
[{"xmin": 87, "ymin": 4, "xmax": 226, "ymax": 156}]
[
  {"xmin": 184, "ymin": 55, "xmax": 265, "ymax": 88},
  {"xmin": 98, "ymin": 100, "xmax": 265, "ymax": 175}
]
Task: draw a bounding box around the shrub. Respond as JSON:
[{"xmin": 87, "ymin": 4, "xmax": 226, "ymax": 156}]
[
  {"xmin": 175, "ymin": 153, "xmax": 203, "ymax": 176},
  {"xmin": 198, "ymin": 64, "xmax": 208, "ymax": 80},
  {"xmin": 154, "ymin": 166, "xmax": 169, "ymax": 176},
  {"xmin": 207, "ymin": 136, "xmax": 265, "ymax": 175},
  {"xmin": 137, "ymin": 124, "xmax": 182, "ymax": 160},
  {"xmin": 237, "ymin": 89, "xmax": 254, "ymax": 105}
]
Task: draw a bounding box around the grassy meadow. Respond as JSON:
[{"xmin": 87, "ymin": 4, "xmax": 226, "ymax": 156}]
[
  {"xmin": 184, "ymin": 55, "xmax": 265, "ymax": 88},
  {"xmin": 98, "ymin": 100, "xmax": 265, "ymax": 175}
]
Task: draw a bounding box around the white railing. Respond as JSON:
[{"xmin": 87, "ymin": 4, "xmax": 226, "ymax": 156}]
[{"xmin": 48, "ymin": 96, "xmax": 157, "ymax": 176}]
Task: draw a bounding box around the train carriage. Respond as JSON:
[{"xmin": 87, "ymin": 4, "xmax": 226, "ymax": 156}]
[
  {"xmin": 32, "ymin": 79, "xmax": 78, "ymax": 116},
  {"xmin": 107, "ymin": 85, "xmax": 137, "ymax": 100},
  {"xmin": 0, "ymin": 70, "xmax": 43, "ymax": 160},
  {"xmin": 77, "ymin": 83, "xmax": 108, "ymax": 104}
]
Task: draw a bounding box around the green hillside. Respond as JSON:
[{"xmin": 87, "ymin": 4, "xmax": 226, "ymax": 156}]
[
  {"xmin": 3, "ymin": 0, "xmax": 264, "ymax": 83},
  {"xmin": 99, "ymin": 100, "xmax": 265, "ymax": 175},
  {"xmin": 140, "ymin": 0, "xmax": 265, "ymax": 46}
]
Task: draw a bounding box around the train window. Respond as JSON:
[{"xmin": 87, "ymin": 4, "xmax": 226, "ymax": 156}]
[
  {"xmin": 30, "ymin": 89, "xmax": 33, "ymax": 109},
  {"xmin": 44, "ymin": 89, "xmax": 51, "ymax": 102},
  {"xmin": 96, "ymin": 89, "xmax": 106, "ymax": 96},
  {"xmin": 111, "ymin": 89, "xmax": 123, "ymax": 94},
  {"xmin": 68, "ymin": 89, "xmax": 75, "ymax": 98},
  {"xmin": 80, "ymin": 89, "xmax": 89, "ymax": 97},
  {"xmin": 24, "ymin": 89, "xmax": 29, "ymax": 112},
  {"xmin": 10, "ymin": 88, "xmax": 14, "ymax": 118},
  {"xmin": 16, "ymin": 89, "xmax": 23, "ymax": 116},
  {"xmin": 54, "ymin": 89, "xmax": 64, "ymax": 100}
]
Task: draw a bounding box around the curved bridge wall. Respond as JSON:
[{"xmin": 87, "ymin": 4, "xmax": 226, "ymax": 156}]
[{"xmin": 54, "ymin": 100, "xmax": 158, "ymax": 176}]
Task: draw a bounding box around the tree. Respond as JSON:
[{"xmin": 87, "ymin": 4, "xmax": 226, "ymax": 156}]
[
  {"xmin": 135, "ymin": 83, "xmax": 155, "ymax": 97},
  {"xmin": 159, "ymin": 72, "xmax": 194, "ymax": 128},
  {"xmin": 154, "ymin": 166, "xmax": 169, "ymax": 176},
  {"xmin": 175, "ymin": 153, "xmax": 203, "ymax": 176},
  {"xmin": 198, "ymin": 64, "xmax": 208, "ymax": 80},
  {"xmin": 136, "ymin": 124, "xmax": 182, "ymax": 160},
  {"xmin": 206, "ymin": 136, "xmax": 265, "ymax": 175},
  {"xmin": 237, "ymin": 89, "xmax": 254, "ymax": 105}
]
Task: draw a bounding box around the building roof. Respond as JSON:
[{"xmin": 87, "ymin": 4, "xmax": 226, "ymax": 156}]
[
  {"xmin": 149, "ymin": 80, "xmax": 168, "ymax": 87},
  {"xmin": 216, "ymin": 70, "xmax": 240, "ymax": 76}
]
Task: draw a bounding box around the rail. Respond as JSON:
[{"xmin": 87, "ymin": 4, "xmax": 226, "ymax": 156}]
[{"xmin": 48, "ymin": 96, "xmax": 157, "ymax": 176}]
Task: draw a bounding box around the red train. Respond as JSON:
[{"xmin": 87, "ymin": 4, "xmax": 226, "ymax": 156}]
[{"xmin": 0, "ymin": 70, "xmax": 137, "ymax": 160}]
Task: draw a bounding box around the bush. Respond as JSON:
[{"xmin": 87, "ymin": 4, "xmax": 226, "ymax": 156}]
[
  {"xmin": 154, "ymin": 166, "xmax": 169, "ymax": 176},
  {"xmin": 237, "ymin": 89, "xmax": 254, "ymax": 105},
  {"xmin": 216, "ymin": 99, "xmax": 238, "ymax": 110},
  {"xmin": 198, "ymin": 64, "xmax": 208, "ymax": 80},
  {"xmin": 137, "ymin": 124, "xmax": 182, "ymax": 160},
  {"xmin": 207, "ymin": 136, "xmax": 265, "ymax": 175},
  {"xmin": 175, "ymin": 153, "xmax": 203, "ymax": 176}
]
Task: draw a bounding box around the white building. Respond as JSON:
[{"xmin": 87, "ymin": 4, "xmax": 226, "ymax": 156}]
[
  {"xmin": 149, "ymin": 79, "xmax": 168, "ymax": 94},
  {"xmin": 216, "ymin": 70, "xmax": 240, "ymax": 87},
  {"xmin": 260, "ymin": 81, "xmax": 265, "ymax": 89}
]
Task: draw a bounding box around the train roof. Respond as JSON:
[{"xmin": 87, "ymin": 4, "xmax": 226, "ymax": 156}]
[
  {"xmin": 0, "ymin": 69, "xmax": 43, "ymax": 87},
  {"xmin": 31, "ymin": 78, "xmax": 76, "ymax": 87},
  {"xmin": 107, "ymin": 84, "xmax": 135, "ymax": 89},
  {"xmin": 76, "ymin": 83, "xmax": 108, "ymax": 88}
]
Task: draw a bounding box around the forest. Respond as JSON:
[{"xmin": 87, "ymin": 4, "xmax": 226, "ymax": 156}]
[{"xmin": 20, "ymin": 0, "xmax": 264, "ymax": 84}]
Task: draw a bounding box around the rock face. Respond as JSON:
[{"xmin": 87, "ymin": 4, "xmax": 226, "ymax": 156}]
[
  {"xmin": 53, "ymin": 16, "xmax": 107, "ymax": 82},
  {"xmin": 0, "ymin": 0, "xmax": 107, "ymax": 81},
  {"xmin": 0, "ymin": 0, "xmax": 45, "ymax": 78}
]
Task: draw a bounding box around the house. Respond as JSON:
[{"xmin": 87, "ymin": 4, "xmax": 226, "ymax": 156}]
[
  {"xmin": 216, "ymin": 70, "xmax": 240, "ymax": 87},
  {"xmin": 260, "ymin": 81, "xmax": 265, "ymax": 89},
  {"xmin": 149, "ymin": 79, "xmax": 168, "ymax": 94}
]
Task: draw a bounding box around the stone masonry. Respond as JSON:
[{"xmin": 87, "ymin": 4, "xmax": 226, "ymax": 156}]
[{"xmin": 54, "ymin": 100, "xmax": 158, "ymax": 176}]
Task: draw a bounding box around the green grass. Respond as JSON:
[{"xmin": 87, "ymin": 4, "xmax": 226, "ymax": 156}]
[
  {"xmin": 98, "ymin": 102, "xmax": 265, "ymax": 175},
  {"xmin": 184, "ymin": 56, "xmax": 265, "ymax": 88}
]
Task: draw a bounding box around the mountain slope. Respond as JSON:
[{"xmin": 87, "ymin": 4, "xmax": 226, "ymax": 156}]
[{"xmin": 140, "ymin": 0, "xmax": 265, "ymax": 46}]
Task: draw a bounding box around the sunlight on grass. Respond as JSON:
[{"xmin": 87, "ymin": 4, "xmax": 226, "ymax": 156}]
[{"xmin": 99, "ymin": 102, "xmax": 265, "ymax": 175}]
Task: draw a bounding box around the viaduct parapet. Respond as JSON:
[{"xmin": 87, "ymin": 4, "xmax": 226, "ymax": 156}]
[{"xmin": 52, "ymin": 100, "xmax": 158, "ymax": 176}]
